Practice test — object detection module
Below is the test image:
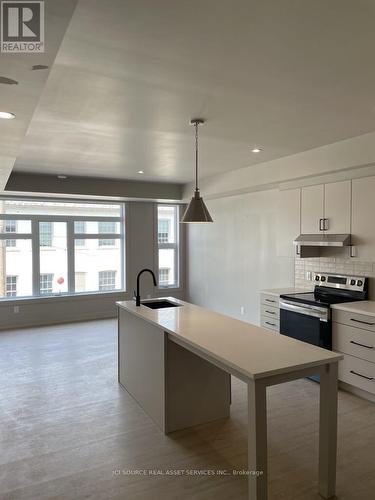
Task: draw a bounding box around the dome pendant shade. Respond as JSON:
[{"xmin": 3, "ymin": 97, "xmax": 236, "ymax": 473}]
[
  {"xmin": 181, "ymin": 118, "xmax": 213, "ymax": 223},
  {"xmin": 181, "ymin": 190, "xmax": 213, "ymax": 223}
]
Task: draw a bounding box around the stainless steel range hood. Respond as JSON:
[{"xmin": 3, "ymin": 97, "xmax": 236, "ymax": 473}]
[
  {"xmin": 293, "ymin": 234, "xmax": 351, "ymax": 247},
  {"xmin": 293, "ymin": 233, "xmax": 352, "ymax": 258}
]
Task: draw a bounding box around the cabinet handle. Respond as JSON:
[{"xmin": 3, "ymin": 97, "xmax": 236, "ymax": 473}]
[
  {"xmin": 350, "ymin": 340, "xmax": 374, "ymax": 349},
  {"xmin": 350, "ymin": 370, "xmax": 374, "ymax": 381},
  {"xmin": 265, "ymin": 310, "xmax": 276, "ymax": 315},
  {"xmin": 350, "ymin": 318, "xmax": 375, "ymax": 326},
  {"xmin": 265, "ymin": 299, "xmax": 276, "ymax": 303},
  {"xmin": 319, "ymin": 219, "xmax": 323, "ymax": 231},
  {"xmin": 324, "ymin": 218, "xmax": 329, "ymax": 230},
  {"xmin": 265, "ymin": 321, "xmax": 276, "ymax": 327},
  {"xmin": 296, "ymin": 245, "xmax": 300, "ymax": 256}
]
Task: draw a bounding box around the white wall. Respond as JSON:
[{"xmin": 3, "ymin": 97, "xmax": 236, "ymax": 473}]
[{"xmin": 186, "ymin": 189, "xmax": 295, "ymax": 325}]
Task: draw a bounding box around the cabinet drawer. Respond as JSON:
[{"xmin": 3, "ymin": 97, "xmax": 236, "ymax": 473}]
[
  {"xmin": 333, "ymin": 323, "xmax": 375, "ymax": 363},
  {"xmin": 338, "ymin": 353, "xmax": 375, "ymax": 395},
  {"xmin": 261, "ymin": 316, "xmax": 279, "ymax": 332},
  {"xmin": 261, "ymin": 304, "xmax": 280, "ymax": 320},
  {"xmin": 332, "ymin": 309, "xmax": 375, "ymax": 333},
  {"xmin": 260, "ymin": 293, "xmax": 279, "ymax": 308}
]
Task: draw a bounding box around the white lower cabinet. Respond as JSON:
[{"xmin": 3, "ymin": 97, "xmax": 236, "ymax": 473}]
[
  {"xmin": 333, "ymin": 316, "xmax": 375, "ymax": 396},
  {"xmin": 260, "ymin": 293, "xmax": 280, "ymax": 332},
  {"xmin": 337, "ymin": 354, "xmax": 375, "ymax": 395}
]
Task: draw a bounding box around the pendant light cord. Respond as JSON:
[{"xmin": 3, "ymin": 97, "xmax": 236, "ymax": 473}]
[{"xmin": 195, "ymin": 121, "xmax": 199, "ymax": 192}]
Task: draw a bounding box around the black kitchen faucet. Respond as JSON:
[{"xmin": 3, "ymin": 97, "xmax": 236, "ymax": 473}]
[{"xmin": 135, "ymin": 268, "xmax": 157, "ymax": 306}]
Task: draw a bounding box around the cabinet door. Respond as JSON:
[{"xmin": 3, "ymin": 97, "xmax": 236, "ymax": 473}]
[
  {"xmin": 324, "ymin": 180, "xmax": 351, "ymax": 234},
  {"xmin": 276, "ymin": 188, "xmax": 300, "ymax": 257},
  {"xmin": 301, "ymin": 184, "xmax": 324, "ymax": 234},
  {"xmin": 352, "ymin": 176, "xmax": 375, "ymax": 260}
]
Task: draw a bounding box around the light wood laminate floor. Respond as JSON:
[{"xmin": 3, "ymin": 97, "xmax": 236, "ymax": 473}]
[{"xmin": 0, "ymin": 319, "xmax": 374, "ymax": 500}]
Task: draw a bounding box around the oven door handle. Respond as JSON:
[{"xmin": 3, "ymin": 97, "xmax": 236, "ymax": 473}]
[{"xmin": 280, "ymin": 300, "xmax": 329, "ymax": 322}]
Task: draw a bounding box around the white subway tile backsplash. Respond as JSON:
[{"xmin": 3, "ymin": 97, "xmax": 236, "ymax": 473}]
[{"xmin": 294, "ymin": 257, "xmax": 375, "ymax": 288}]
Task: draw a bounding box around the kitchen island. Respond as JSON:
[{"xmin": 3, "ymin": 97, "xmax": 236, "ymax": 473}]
[{"xmin": 117, "ymin": 297, "xmax": 342, "ymax": 500}]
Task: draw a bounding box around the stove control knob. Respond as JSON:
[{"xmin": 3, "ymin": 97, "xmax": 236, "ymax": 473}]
[
  {"xmin": 357, "ymin": 280, "xmax": 363, "ymax": 287},
  {"xmin": 315, "ymin": 275, "xmax": 320, "ymax": 281},
  {"xmin": 350, "ymin": 279, "xmax": 356, "ymax": 286},
  {"xmin": 321, "ymin": 276, "xmax": 326, "ymax": 282}
]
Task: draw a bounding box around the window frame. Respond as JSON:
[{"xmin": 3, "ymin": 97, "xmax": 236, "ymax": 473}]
[
  {"xmin": 155, "ymin": 204, "xmax": 181, "ymax": 290},
  {"xmin": 0, "ymin": 197, "xmax": 126, "ymax": 300}
]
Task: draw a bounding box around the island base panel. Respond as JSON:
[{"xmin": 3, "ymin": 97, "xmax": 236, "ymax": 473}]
[
  {"xmin": 165, "ymin": 337, "xmax": 230, "ymax": 433},
  {"xmin": 118, "ymin": 309, "xmax": 166, "ymax": 430}
]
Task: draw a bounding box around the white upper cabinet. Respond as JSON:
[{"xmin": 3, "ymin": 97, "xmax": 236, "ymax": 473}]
[
  {"xmin": 352, "ymin": 176, "xmax": 375, "ymax": 260},
  {"xmin": 301, "ymin": 184, "xmax": 324, "ymax": 234},
  {"xmin": 324, "ymin": 180, "xmax": 351, "ymax": 234},
  {"xmin": 276, "ymin": 188, "xmax": 300, "ymax": 257},
  {"xmin": 301, "ymin": 181, "xmax": 351, "ymax": 235}
]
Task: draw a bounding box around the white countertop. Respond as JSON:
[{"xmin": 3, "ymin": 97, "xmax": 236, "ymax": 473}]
[
  {"xmin": 259, "ymin": 287, "xmax": 312, "ymax": 297},
  {"xmin": 331, "ymin": 300, "xmax": 375, "ymax": 318},
  {"xmin": 117, "ymin": 297, "xmax": 342, "ymax": 381}
]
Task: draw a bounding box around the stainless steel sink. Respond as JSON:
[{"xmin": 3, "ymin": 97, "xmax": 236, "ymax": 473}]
[{"xmin": 141, "ymin": 299, "xmax": 181, "ymax": 310}]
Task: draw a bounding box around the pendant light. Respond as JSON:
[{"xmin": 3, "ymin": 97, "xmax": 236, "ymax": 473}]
[{"xmin": 181, "ymin": 118, "xmax": 213, "ymax": 223}]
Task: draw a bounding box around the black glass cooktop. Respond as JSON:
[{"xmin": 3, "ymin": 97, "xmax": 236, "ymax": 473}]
[{"xmin": 280, "ymin": 291, "xmax": 360, "ymax": 308}]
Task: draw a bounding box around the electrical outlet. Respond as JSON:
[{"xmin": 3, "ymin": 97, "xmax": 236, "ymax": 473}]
[
  {"xmin": 240, "ymin": 306, "xmax": 245, "ymax": 316},
  {"xmin": 14, "ymin": 306, "xmax": 20, "ymax": 314},
  {"xmin": 306, "ymin": 271, "xmax": 312, "ymax": 281}
]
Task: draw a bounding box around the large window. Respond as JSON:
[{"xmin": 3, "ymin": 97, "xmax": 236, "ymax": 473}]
[
  {"xmin": 157, "ymin": 205, "xmax": 179, "ymax": 288},
  {"xmin": 0, "ymin": 198, "xmax": 125, "ymax": 299}
]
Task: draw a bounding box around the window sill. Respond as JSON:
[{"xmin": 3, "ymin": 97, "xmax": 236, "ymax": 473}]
[
  {"xmin": 0, "ymin": 290, "xmax": 127, "ymax": 306},
  {"xmin": 158, "ymin": 285, "xmax": 183, "ymax": 292}
]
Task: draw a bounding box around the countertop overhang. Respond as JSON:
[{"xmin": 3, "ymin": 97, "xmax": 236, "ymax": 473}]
[{"xmin": 117, "ymin": 298, "xmax": 342, "ymax": 381}]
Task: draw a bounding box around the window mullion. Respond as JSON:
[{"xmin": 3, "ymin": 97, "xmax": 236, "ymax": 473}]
[
  {"xmin": 31, "ymin": 220, "xmax": 40, "ymax": 296},
  {"xmin": 67, "ymin": 220, "xmax": 75, "ymax": 294}
]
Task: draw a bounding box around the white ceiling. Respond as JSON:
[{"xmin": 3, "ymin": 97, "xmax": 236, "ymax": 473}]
[
  {"xmin": 10, "ymin": 0, "xmax": 375, "ymax": 184},
  {"xmin": 0, "ymin": 0, "xmax": 78, "ymax": 190}
]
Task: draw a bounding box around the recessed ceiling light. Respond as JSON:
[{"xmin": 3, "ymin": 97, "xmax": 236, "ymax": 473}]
[
  {"xmin": 251, "ymin": 147, "xmax": 262, "ymax": 153},
  {"xmin": 0, "ymin": 76, "xmax": 18, "ymax": 85},
  {"xmin": 31, "ymin": 65, "xmax": 49, "ymax": 71},
  {"xmin": 57, "ymin": 174, "xmax": 68, "ymax": 179},
  {"xmin": 138, "ymin": 170, "xmax": 144, "ymax": 174},
  {"xmin": 0, "ymin": 111, "xmax": 15, "ymax": 120}
]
